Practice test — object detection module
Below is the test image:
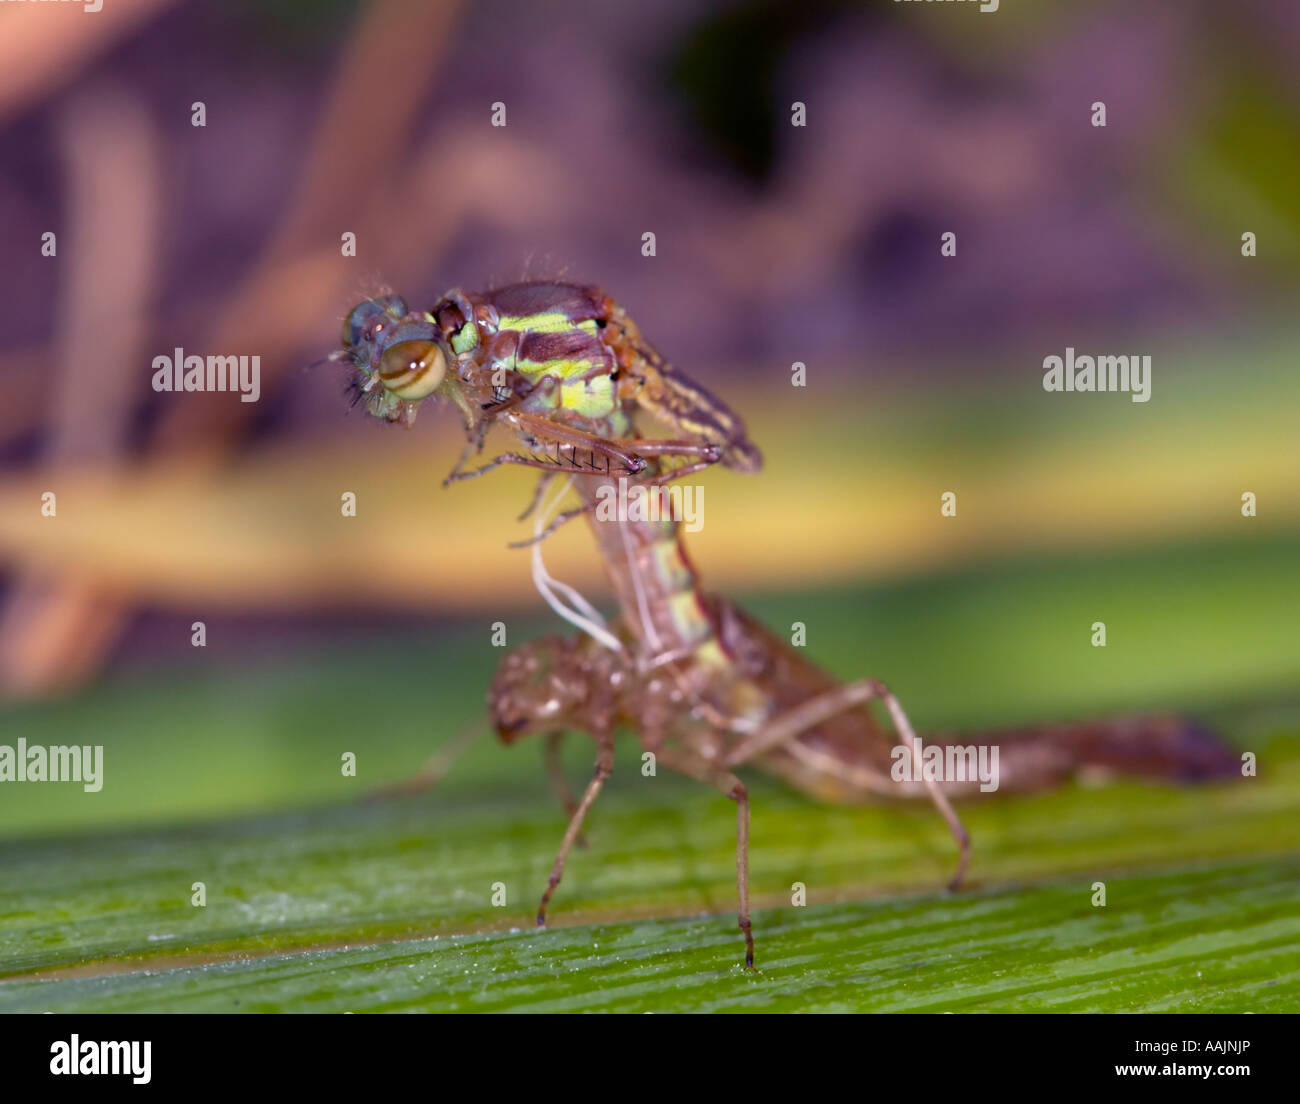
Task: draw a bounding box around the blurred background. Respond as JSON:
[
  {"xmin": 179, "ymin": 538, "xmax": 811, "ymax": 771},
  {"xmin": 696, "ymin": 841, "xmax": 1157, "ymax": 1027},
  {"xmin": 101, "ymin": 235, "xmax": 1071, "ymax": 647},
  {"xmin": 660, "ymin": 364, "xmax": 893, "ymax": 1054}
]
[{"xmin": 0, "ymin": 0, "xmax": 1297, "ymax": 837}]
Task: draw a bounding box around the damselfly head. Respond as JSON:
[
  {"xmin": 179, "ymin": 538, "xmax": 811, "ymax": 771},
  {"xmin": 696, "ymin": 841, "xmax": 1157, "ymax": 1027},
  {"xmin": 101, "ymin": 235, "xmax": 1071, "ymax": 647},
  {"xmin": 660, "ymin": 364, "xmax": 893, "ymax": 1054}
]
[
  {"xmin": 488, "ymin": 638, "xmax": 588, "ymax": 745},
  {"xmin": 340, "ymin": 295, "xmax": 457, "ymax": 426}
]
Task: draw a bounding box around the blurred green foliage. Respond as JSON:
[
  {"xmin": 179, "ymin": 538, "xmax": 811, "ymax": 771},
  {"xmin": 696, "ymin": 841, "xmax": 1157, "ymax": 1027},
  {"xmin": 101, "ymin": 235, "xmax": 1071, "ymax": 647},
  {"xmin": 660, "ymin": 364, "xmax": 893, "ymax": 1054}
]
[{"xmin": 0, "ymin": 533, "xmax": 1296, "ymax": 834}]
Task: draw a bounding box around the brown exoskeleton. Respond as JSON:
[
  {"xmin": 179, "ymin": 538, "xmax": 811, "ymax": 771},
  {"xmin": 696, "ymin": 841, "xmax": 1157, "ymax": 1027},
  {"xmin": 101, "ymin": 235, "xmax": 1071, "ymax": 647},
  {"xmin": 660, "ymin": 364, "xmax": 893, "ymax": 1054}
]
[{"xmin": 489, "ymin": 594, "xmax": 1239, "ymax": 969}]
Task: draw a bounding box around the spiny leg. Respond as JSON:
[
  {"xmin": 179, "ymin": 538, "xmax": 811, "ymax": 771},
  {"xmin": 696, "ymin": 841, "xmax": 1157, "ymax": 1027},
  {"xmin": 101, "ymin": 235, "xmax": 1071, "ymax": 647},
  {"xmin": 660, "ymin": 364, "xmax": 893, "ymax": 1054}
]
[
  {"xmin": 504, "ymin": 412, "xmax": 652, "ymax": 475},
  {"xmin": 502, "ymin": 434, "xmax": 720, "ymax": 486},
  {"xmin": 509, "ymin": 398, "xmax": 726, "ymax": 475},
  {"xmin": 441, "ymin": 420, "xmax": 494, "ymax": 485},
  {"xmin": 724, "ymin": 678, "xmax": 970, "ymax": 891},
  {"xmin": 507, "ymin": 453, "xmax": 722, "ymax": 549},
  {"xmin": 443, "ymin": 449, "xmax": 565, "ymax": 487},
  {"xmin": 451, "ymin": 408, "xmax": 723, "ymax": 511},
  {"xmin": 537, "ymin": 731, "xmax": 614, "ymax": 927},
  {"xmin": 509, "ymin": 500, "xmax": 596, "ymax": 548},
  {"xmin": 654, "ymin": 747, "xmax": 754, "ymax": 968}
]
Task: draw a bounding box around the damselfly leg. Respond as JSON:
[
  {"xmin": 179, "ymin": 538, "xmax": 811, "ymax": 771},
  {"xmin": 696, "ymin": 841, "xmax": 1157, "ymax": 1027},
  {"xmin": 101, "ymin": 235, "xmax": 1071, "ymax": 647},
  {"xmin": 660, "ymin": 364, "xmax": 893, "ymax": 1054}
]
[
  {"xmin": 444, "ymin": 411, "xmax": 722, "ymax": 494},
  {"xmin": 536, "ymin": 728, "xmax": 614, "ymax": 928},
  {"xmin": 507, "ymin": 453, "xmax": 720, "ymax": 549},
  {"xmin": 722, "ymin": 676, "xmax": 971, "ymax": 891},
  {"xmin": 652, "ymin": 746, "xmax": 754, "ymax": 969},
  {"xmin": 363, "ymin": 720, "xmax": 486, "ymax": 802}
]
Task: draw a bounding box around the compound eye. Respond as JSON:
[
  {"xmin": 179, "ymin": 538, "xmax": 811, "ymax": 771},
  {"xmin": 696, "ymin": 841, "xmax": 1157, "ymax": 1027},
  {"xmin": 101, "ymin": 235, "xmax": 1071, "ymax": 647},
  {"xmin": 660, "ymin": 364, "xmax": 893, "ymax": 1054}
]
[
  {"xmin": 343, "ymin": 300, "xmax": 386, "ymax": 348},
  {"xmin": 342, "ymin": 296, "xmax": 409, "ymax": 348},
  {"xmin": 377, "ymin": 340, "xmax": 446, "ymax": 400}
]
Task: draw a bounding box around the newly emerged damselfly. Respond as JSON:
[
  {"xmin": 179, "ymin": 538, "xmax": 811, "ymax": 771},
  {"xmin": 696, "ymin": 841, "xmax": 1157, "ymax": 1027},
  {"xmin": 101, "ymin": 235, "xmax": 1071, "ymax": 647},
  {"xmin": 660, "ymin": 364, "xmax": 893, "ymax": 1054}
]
[{"xmin": 332, "ymin": 282, "xmax": 761, "ymax": 541}]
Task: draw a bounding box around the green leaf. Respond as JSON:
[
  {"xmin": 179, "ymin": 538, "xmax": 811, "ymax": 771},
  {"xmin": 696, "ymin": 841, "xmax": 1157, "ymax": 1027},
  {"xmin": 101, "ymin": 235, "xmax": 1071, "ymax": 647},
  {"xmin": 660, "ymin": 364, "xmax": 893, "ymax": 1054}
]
[{"xmin": 4, "ymin": 857, "xmax": 1295, "ymax": 1013}]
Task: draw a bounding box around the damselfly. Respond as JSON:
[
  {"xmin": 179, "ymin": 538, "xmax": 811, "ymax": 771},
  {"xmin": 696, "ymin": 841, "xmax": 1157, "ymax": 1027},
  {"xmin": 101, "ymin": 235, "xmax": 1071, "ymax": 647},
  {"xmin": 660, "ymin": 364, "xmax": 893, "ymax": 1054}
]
[{"xmin": 332, "ymin": 282, "xmax": 761, "ymax": 540}]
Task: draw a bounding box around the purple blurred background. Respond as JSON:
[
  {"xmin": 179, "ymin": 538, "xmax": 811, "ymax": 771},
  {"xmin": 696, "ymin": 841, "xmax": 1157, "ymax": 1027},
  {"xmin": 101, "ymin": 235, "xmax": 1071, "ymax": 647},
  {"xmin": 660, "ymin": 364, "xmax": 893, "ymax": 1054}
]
[{"xmin": 0, "ymin": 0, "xmax": 1297, "ymax": 697}]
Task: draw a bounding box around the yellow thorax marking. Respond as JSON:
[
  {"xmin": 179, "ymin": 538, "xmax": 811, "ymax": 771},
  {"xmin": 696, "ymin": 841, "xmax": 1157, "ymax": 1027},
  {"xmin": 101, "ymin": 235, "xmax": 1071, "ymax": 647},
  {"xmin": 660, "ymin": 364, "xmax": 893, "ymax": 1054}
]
[{"xmin": 498, "ymin": 313, "xmax": 599, "ymax": 336}]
